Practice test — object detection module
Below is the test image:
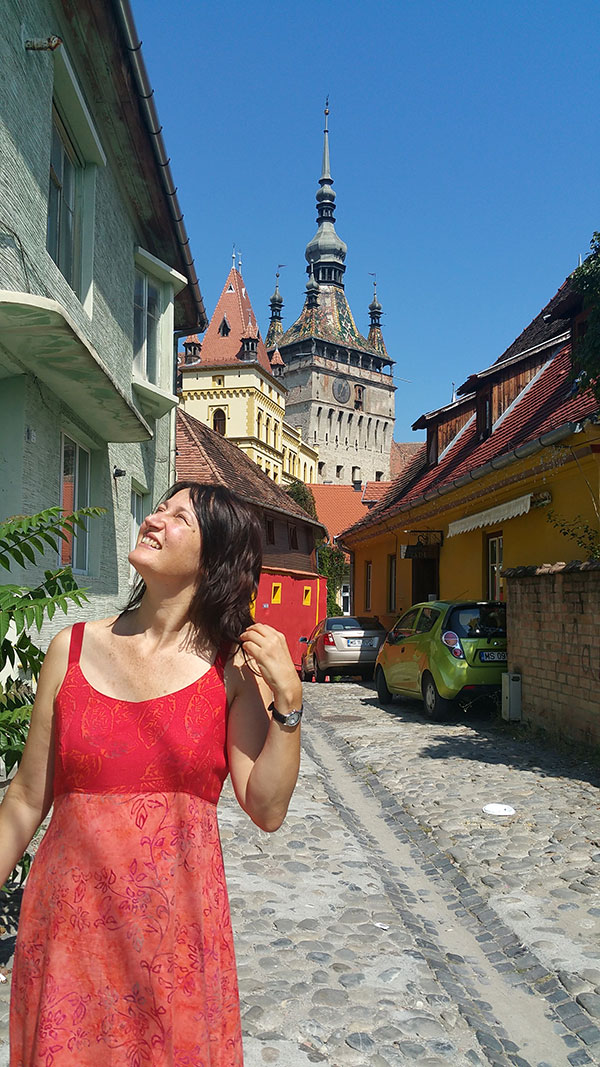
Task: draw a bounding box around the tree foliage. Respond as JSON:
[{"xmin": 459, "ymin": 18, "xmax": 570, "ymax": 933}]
[
  {"xmin": 317, "ymin": 542, "xmax": 348, "ymax": 616},
  {"xmin": 547, "ymin": 510, "xmax": 600, "ymax": 561},
  {"xmin": 0, "ymin": 506, "xmax": 104, "ymax": 884},
  {"xmin": 285, "ymin": 479, "xmax": 318, "ymax": 520},
  {"xmin": 571, "ymin": 230, "xmax": 600, "ymax": 405}
]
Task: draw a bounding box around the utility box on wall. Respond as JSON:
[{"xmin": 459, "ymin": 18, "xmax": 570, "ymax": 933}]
[{"xmin": 502, "ymin": 672, "xmax": 522, "ymax": 721}]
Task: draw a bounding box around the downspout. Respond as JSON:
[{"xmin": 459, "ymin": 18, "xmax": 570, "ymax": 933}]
[{"xmin": 112, "ymin": 0, "xmax": 207, "ymax": 331}]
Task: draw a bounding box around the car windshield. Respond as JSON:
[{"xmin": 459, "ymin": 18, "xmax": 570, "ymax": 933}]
[
  {"xmin": 446, "ymin": 603, "xmax": 506, "ymax": 638},
  {"xmin": 328, "ymin": 616, "xmax": 384, "ymax": 631}
]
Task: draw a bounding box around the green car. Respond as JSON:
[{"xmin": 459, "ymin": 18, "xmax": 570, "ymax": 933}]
[{"xmin": 375, "ymin": 601, "xmax": 507, "ymax": 719}]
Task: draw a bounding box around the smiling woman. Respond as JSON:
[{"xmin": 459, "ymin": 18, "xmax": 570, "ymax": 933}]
[{"xmin": 2, "ymin": 481, "xmax": 303, "ymax": 1066}]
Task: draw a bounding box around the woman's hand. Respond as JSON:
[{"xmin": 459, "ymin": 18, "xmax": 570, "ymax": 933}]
[{"xmin": 238, "ymin": 623, "xmax": 302, "ymax": 711}]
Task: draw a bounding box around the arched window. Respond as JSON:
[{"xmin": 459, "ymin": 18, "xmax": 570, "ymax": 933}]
[
  {"xmin": 303, "ymin": 463, "xmax": 307, "ymax": 482},
  {"xmin": 213, "ymin": 408, "xmax": 226, "ymax": 435},
  {"xmin": 257, "ymin": 410, "xmax": 262, "ymax": 439}
]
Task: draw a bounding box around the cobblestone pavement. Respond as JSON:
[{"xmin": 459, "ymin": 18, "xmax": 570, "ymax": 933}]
[{"xmin": 1, "ymin": 680, "xmax": 599, "ymax": 1066}]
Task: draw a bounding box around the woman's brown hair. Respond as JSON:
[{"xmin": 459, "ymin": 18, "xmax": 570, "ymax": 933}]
[{"xmin": 126, "ymin": 482, "xmax": 263, "ymax": 650}]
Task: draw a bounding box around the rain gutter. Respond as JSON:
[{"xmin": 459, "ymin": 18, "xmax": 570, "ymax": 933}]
[
  {"xmin": 337, "ymin": 415, "xmax": 598, "ymax": 545},
  {"xmin": 113, "ymin": 0, "xmax": 207, "ymax": 331}
]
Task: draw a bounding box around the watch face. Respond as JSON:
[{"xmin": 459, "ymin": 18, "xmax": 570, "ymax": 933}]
[
  {"xmin": 285, "ymin": 710, "xmax": 302, "ymax": 726},
  {"xmin": 332, "ymin": 377, "xmax": 351, "ymax": 404}
]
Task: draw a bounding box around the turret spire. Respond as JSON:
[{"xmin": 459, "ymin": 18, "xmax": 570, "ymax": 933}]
[
  {"xmin": 305, "ymin": 101, "xmax": 348, "ymax": 288},
  {"xmin": 265, "ymin": 269, "xmax": 285, "ymax": 350}
]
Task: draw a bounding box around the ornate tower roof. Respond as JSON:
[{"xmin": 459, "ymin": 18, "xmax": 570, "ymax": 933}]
[
  {"xmin": 367, "ymin": 280, "xmax": 389, "ymax": 358},
  {"xmin": 183, "ymin": 265, "xmax": 271, "ymax": 373},
  {"xmin": 270, "ymin": 105, "xmax": 393, "ymax": 368},
  {"xmin": 265, "ymin": 271, "xmax": 285, "ymax": 350},
  {"xmin": 304, "ymin": 101, "xmax": 348, "ymax": 288}
]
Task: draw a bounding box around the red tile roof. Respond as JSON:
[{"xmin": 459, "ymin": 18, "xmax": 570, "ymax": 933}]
[
  {"xmin": 176, "ymin": 410, "xmax": 325, "ymax": 532},
  {"xmin": 341, "ymin": 343, "xmax": 598, "ymax": 538},
  {"xmin": 310, "ymin": 484, "xmax": 370, "ymax": 541},
  {"xmin": 362, "ymin": 481, "xmax": 393, "ymax": 504},
  {"xmin": 390, "ymin": 441, "xmax": 424, "ymax": 479},
  {"xmin": 270, "ymin": 347, "xmax": 284, "ymax": 367},
  {"xmin": 182, "ymin": 268, "xmax": 271, "ymax": 374}
]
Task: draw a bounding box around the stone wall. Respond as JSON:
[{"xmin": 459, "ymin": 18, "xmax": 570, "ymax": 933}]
[{"xmin": 503, "ymin": 562, "xmax": 600, "ymax": 749}]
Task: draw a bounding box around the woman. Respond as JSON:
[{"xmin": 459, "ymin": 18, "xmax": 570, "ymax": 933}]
[{"xmin": 1, "ymin": 482, "xmax": 303, "ymax": 1066}]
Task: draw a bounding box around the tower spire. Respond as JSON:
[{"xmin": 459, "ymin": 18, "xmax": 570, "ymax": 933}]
[
  {"xmin": 265, "ymin": 269, "xmax": 285, "ymax": 350},
  {"xmin": 305, "ymin": 100, "xmax": 347, "ymax": 288},
  {"xmin": 321, "ymin": 97, "xmax": 332, "ymax": 182}
]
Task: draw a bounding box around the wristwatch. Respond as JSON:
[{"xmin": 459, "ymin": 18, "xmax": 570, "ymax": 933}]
[{"xmin": 269, "ymin": 701, "xmax": 303, "ymax": 727}]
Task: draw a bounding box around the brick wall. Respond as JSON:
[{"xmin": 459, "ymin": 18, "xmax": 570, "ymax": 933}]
[{"xmin": 504, "ymin": 562, "xmax": 600, "ymax": 748}]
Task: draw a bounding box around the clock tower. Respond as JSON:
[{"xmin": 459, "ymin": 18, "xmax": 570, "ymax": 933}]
[{"xmin": 266, "ymin": 105, "xmax": 396, "ymax": 484}]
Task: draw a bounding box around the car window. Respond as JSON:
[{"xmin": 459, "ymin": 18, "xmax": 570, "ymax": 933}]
[
  {"xmin": 328, "ymin": 616, "xmax": 384, "ymax": 631},
  {"xmin": 415, "ymin": 607, "xmax": 441, "ymax": 634},
  {"xmin": 390, "ymin": 607, "xmax": 420, "ymax": 638},
  {"xmin": 446, "ymin": 603, "xmax": 506, "ymax": 638}
]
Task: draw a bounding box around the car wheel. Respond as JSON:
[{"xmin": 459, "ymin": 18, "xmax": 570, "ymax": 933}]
[
  {"xmin": 422, "ymin": 671, "xmax": 450, "ymax": 720},
  {"xmin": 315, "ymin": 662, "xmax": 327, "ymax": 683},
  {"xmin": 376, "ymin": 666, "xmax": 393, "ymax": 704}
]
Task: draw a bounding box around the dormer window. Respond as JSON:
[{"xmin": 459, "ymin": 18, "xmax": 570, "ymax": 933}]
[
  {"xmin": 241, "ymin": 335, "xmax": 257, "ymax": 360},
  {"xmin": 218, "ymin": 317, "xmax": 231, "ymax": 337},
  {"xmin": 183, "ymin": 341, "xmax": 200, "ymax": 363},
  {"xmin": 427, "ymin": 425, "xmax": 438, "ymax": 465},
  {"xmin": 476, "ymin": 387, "xmax": 492, "ymax": 441}
]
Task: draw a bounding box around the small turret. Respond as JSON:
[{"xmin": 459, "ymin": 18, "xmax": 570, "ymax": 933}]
[
  {"xmin": 367, "ymin": 280, "xmax": 389, "ymax": 359},
  {"xmin": 265, "ymin": 271, "xmax": 285, "ymax": 350}
]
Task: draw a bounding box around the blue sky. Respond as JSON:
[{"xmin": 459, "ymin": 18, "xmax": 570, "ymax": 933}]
[{"xmin": 135, "ymin": 0, "xmax": 600, "ymax": 440}]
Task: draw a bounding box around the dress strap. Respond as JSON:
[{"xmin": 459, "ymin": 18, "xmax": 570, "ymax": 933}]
[{"xmin": 68, "ymin": 622, "xmax": 85, "ymax": 666}]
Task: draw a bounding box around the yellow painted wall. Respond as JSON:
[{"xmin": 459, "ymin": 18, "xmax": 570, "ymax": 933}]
[
  {"xmin": 180, "ymin": 363, "xmax": 319, "ymax": 484},
  {"xmin": 345, "ymin": 426, "xmax": 600, "ymax": 620}
]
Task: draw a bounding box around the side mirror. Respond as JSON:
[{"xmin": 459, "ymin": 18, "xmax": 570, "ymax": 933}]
[{"xmin": 299, "ymin": 636, "xmax": 308, "ymax": 643}]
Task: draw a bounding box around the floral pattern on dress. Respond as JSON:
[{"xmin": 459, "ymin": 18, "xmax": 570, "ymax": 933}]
[{"xmin": 10, "ymin": 625, "xmax": 242, "ymax": 1067}]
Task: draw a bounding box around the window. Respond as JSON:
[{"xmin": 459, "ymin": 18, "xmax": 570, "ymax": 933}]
[
  {"xmin": 336, "ymin": 465, "xmax": 343, "ymax": 479},
  {"xmin": 390, "ymin": 607, "xmax": 420, "ymax": 638},
  {"xmin": 375, "ymin": 471, "xmax": 383, "ymax": 482},
  {"xmin": 212, "ymin": 376, "xmax": 224, "ymax": 387},
  {"xmin": 365, "ymin": 560, "xmax": 372, "ymax": 610},
  {"xmin": 477, "ymin": 388, "xmax": 493, "ymax": 441},
  {"xmin": 218, "ymin": 317, "xmax": 231, "ymax": 337},
  {"xmin": 134, "ymin": 269, "xmax": 162, "ymax": 383},
  {"xmin": 487, "ymin": 533, "xmax": 504, "ymax": 600},
  {"xmin": 47, "ymin": 106, "xmax": 80, "ymax": 291},
  {"xmin": 354, "ymin": 385, "xmax": 364, "ymax": 411},
  {"xmin": 257, "ymin": 410, "xmax": 263, "ymax": 439},
  {"xmin": 352, "ymin": 466, "xmax": 361, "ymax": 482},
  {"xmin": 387, "ymin": 553, "xmax": 397, "ymax": 612},
  {"xmin": 288, "ymin": 525, "xmax": 299, "ymax": 550},
  {"xmin": 318, "ymin": 461, "xmax": 325, "ymax": 477},
  {"xmin": 415, "ymin": 606, "xmax": 441, "ymax": 634},
  {"xmin": 60, "ymin": 434, "xmax": 90, "ymax": 572},
  {"xmin": 212, "ymin": 408, "xmax": 226, "ymax": 435}
]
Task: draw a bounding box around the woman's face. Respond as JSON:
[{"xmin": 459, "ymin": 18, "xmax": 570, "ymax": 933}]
[{"xmin": 128, "ymin": 489, "xmax": 202, "ymax": 585}]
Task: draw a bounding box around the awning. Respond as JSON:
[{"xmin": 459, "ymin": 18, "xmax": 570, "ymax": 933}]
[
  {"xmin": 447, "ymin": 493, "xmax": 532, "ymax": 538},
  {"xmin": 0, "ymin": 292, "xmax": 152, "ymax": 442}
]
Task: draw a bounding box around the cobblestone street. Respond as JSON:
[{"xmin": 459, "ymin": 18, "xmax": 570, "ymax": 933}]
[{"xmin": 2, "ymin": 680, "xmax": 600, "ymax": 1066}]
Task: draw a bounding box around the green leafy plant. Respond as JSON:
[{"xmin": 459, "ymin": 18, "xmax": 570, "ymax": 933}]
[
  {"xmin": 317, "ymin": 542, "xmax": 348, "ymax": 616},
  {"xmin": 285, "ymin": 479, "xmax": 318, "ymax": 520},
  {"xmin": 571, "ymin": 230, "xmax": 600, "ymax": 405},
  {"xmin": 0, "ymin": 506, "xmax": 103, "ymax": 884},
  {"xmin": 547, "ymin": 509, "xmax": 600, "ymax": 560}
]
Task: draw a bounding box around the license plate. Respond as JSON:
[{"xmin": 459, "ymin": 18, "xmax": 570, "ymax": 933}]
[
  {"xmin": 479, "ymin": 650, "xmax": 507, "ymax": 662},
  {"xmin": 347, "ymin": 638, "xmax": 372, "ymax": 648}
]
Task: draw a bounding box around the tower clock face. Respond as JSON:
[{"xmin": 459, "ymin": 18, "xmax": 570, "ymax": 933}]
[{"xmin": 332, "ymin": 377, "xmax": 351, "ymax": 404}]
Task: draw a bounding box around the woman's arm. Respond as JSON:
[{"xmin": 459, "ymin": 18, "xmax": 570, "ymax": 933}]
[
  {"xmin": 226, "ymin": 624, "xmax": 303, "ymax": 833},
  {"xmin": 0, "ymin": 627, "xmax": 69, "ymax": 886}
]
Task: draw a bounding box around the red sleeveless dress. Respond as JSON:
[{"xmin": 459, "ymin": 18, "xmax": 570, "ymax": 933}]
[{"xmin": 10, "ymin": 622, "xmax": 243, "ymax": 1066}]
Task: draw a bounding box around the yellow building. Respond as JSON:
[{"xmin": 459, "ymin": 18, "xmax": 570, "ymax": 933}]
[
  {"xmin": 339, "ymin": 276, "xmax": 600, "ymax": 628},
  {"xmin": 179, "ymin": 265, "xmax": 317, "ymax": 484}
]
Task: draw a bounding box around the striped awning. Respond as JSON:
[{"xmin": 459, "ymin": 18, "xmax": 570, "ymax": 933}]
[{"xmin": 447, "ymin": 493, "xmax": 532, "ymax": 538}]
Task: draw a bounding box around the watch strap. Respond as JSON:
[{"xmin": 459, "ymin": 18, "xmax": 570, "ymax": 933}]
[{"xmin": 268, "ymin": 701, "xmax": 303, "ymax": 726}]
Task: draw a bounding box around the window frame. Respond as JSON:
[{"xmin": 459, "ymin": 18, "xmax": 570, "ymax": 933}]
[
  {"xmin": 60, "ymin": 432, "xmax": 90, "ymax": 574},
  {"xmin": 364, "ymin": 560, "xmax": 372, "ymax": 611},
  {"xmin": 487, "ymin": 532, "xmax": 504, "ymax": 600},
  {"xmin": 134, "ymin": 267, "xmax": 163, "ymax": 385},
  {"xmin": 387, "ymin": 552, "xmax": 397, "ymax": 612},
  {"xmin": 47, "ymin": 104, "xmax": 82, "ymax": 293}
]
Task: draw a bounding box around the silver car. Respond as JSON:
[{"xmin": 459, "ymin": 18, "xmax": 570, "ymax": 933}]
[{"xmin": 300, "ymin": 616, "xmax": 386, "ymax": 682}]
